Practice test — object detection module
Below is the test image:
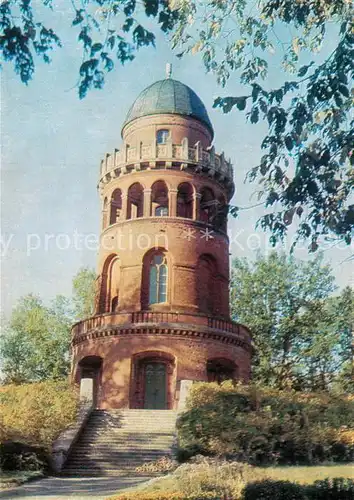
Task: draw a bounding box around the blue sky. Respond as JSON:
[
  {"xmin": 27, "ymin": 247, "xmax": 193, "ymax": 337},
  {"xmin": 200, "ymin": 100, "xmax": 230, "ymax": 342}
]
[{"xmin": 1, "ymin": 4, "xmax": 353, "ymax": 319}]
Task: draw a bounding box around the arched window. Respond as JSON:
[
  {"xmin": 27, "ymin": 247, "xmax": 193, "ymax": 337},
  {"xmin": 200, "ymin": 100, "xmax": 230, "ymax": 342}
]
[
  {"xmin": 214, "ymin": 195, "xmax": 228, "ymax": 232},
  {"xmin": 111, "ymin": 295, "xmax": 119, "ymax": 311},
  {"xmin": 156, "ymin": 129, "xmax": 170, "ymax": 144},
  {"xmin": 127, "ymin": 183, "xmax": 144, "ymax": 219},
  {"xmin": 177, "ymin": 182, "xmax": 194, "ymax": 219},
  {"xmin": 200, "ymin": 187, "xmax": 217, "ymax": 224},
  {"xmin": 102, "ymin": 197, "xmax": 108, "ymax": 229},
  {"xmin": 98, "ymin": 255, "xmax": 120, "ymax": 313},
  {"xmin": 151, "ymin": 180, "xmax": 169, "ymax": 217},
  {"xmin": 207, "ymin": 359, "xmax": 237, "ymax": 384},
  {"xmin": 149, "ymin": 252, "xmax": 168, "ymax": 304},
  {"xmin": 110, "ymin": 189, "xmax": 122, "ymax": 225}
]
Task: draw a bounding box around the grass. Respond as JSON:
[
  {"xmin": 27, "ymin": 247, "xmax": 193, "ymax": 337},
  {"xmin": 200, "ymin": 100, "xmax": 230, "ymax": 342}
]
[
  {"xmin": 255, "ymin": 464, "xmax": 354, "ymax": 484},
  {"xmin": 0, "ymin": 470, "xmax": 44, "ymax": 489},
  {"xmin": 109, "ymin": 462, "xmax": 354, "ymax": 498}
]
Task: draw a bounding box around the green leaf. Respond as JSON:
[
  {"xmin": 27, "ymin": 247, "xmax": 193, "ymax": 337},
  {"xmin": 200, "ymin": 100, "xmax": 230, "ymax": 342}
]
[
  {"xmin": 236, "ymin": 96, "xmax": 247, "ymax": 111},
  {"xmin": 91, "ymin": 43, "xmax": 103, "ymax": 55}
]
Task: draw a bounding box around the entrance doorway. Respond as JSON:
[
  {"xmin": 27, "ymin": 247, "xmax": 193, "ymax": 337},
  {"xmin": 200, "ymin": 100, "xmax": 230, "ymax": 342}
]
[
  {"xmin": 131, "ymin": 352, "xmax": 175, "ymax": 409},
  {"xmin": 144, "ymin": 362, "xmax": 167, "ymax": 409},
  {"xmin": 78, "ymin": 356, "xmax": 102, "ymax": 408}
]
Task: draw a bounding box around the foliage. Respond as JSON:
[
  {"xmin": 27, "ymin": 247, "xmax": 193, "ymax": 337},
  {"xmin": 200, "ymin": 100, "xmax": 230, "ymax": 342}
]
[
  {"xmin": 306, "ymin": 478, "xmax": 354, "ymax": 500},
  {"xmin": 0, "ymin": 266, "xmax": 96, "ymax": 383},
  {"xmin": 0, "ymin": 470, "xmax": 44, "ymax": 489},
  {"xmin": 108, "ymin": 493, "xmax": 220, "ymax": 500},
  {"xmin": 171, "ymin": 458, "xmax": 256, "ymax": 499},
  {"xmin": 242, "ymin": 479, "xmax": 306, "ymax": 500},
  {"xmin": 2, "ymin": 2, "xmax": 353, "ymax": 247},
  {"xmin": 172, "ymin": 0, "xmax": 354, "ymax": 249},
  {"xmin": 0, "ymin": 441, "xmax": 49, "ymax": 472},
  {"xmin": 242, "ymin": 478, "xmax": 354, "ymax": 500},
  {"xmin": 230, "ymin": 252, "xmax": 353, "ymax": 390},
  {"xmin": 177, "ymin": 382, "xmax": 354, "ymax": 465},
  {"xmin": 109, "ymin": 459, "xmax": 354, "ymax": 499},
  {"xmin": 135, "ymin": 456, "xmax": 178, "ymax": 474},
  {"xmin": 0, "ymin": 294, "xmax": 73, "ymax": 383},
  {"xmin": 0, "ymin": 0, "xmax": 178, "ymax": 98},
  {"xmin": 0, "ymin": 380, "xmax": 78, "ymax": 448},
  {"xmin": 72, "ymin": 266, "xmax": 96, "ymax": 320}
]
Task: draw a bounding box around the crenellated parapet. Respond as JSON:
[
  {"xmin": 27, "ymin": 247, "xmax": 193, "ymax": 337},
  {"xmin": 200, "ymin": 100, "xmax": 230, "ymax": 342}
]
[{"xmin": 98, "ymin": 138, "xmax": 234, "ymax": 194}]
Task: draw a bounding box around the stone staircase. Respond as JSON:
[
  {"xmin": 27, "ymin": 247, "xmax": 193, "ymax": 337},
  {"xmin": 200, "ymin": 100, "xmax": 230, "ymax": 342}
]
[{"xmin": 62, "ymin": 409, "xmax": 178, "ymax": 477}]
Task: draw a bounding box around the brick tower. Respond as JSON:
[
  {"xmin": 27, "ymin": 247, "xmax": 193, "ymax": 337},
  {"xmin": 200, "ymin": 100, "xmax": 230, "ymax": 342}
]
[{"xmin": 71, "ymin": 72, "xmax": 251, "ymax": 410}]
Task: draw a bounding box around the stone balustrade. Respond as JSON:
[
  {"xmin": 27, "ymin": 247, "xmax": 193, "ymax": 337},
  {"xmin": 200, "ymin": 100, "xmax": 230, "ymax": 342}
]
[
  {"xmin": 98, "ymin": 138, "xmax": 233, "ymax": 187},
  {"xmin": 71, "ymin": 310, "xmax": 252, "ymax": 347}
]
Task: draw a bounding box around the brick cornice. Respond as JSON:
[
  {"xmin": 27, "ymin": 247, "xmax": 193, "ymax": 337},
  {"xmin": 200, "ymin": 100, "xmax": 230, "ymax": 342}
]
[{"xmin": 71, "ymin": 323, "xmax": 252, "ymax": 353}]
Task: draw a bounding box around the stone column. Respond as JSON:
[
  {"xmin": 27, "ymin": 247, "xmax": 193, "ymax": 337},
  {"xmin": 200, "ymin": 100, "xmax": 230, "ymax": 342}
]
[
  {"xmin": 169, "ymin": 189, "xmax": 177, "ymax": 217},
  {"xmin": 178, "ymin": 380, "xmax": 194, "ymax": 412},
  {"xmin": 143, "ymin": 189, "xmax": 152, "ymax": 217},
  {"xmin": 121, "ymin": 194, "xmax": 128, "ymax": 220},
  {"xmin": 194, "ymin": 193, "xmax": 201, "ymax": 220}
]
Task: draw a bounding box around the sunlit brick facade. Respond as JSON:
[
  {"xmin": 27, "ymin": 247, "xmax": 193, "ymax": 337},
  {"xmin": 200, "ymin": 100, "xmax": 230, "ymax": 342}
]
[{"xmin": 71, "ymin": 77, "xmax": 251, "ymax": 409}]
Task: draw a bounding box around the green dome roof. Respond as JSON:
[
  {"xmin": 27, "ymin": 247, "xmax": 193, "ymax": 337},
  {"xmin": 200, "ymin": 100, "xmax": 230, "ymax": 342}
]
[{"xmin": 123, "ymin": 79, "xmax": 214, "ymax": 137}]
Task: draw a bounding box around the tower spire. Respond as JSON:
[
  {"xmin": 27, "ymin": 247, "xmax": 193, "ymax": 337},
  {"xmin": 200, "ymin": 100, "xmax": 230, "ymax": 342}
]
[{"xmin": 166, "ymin": 63, "xmax": 172, "ymax": 79}]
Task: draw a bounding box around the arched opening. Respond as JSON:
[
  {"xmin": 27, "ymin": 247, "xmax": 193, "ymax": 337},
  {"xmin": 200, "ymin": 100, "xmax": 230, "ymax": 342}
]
[
  {"xmin": 196, "ymin": 254, "xmax": 217, "ymax": 314},
  {"xmin": 207, "ymin": 358, "xmax": 238, "ymax": 384},
  {"xmin": 151, "ymin": 180, "xmax": 169, "ymax": 217},
  {"xmin": 110, "ymin": 188, "xmax": 122, "ymax": 225},
  {"xmin": 111, "ymin": 295, "xmax": 119, "ymax": 312},
  {"xmin": 214, "ymin": 195, "xmax": 228, "ymax": 232},
  {"xmin": 200, "ymin": 187, "xmax": 217, "ymax": 224},
  {"xmin": 127, "ymin": 183, "xmax": 144, "ymax": 219},
  {"xmin": 177, "ymin": 182, "xmax": 194, "ymax": 219},
  {"xmin": 78, "ymin": 356, "xmax": 103, "ymax": 407},
  {"xmin": 98, "ymin": 254, "xmax": 120, "ymax": 313},
  {"xmin": 156, "ymin": 129, "xmax": 170, "ymax": 144},
  {"xmin": 130, "ymin": 352, "xmax": 175, "ymax": 409},
  {"xmin": 141, "ymin": 249, "xmax": 169, "ymax": 309},
  {"xmin": 102, "ymin": 197, "xmax": 108, "ymax": 229}
]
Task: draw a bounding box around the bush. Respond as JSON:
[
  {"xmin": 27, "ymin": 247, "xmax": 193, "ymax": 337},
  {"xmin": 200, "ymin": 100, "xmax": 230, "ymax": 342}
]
[
  {"xmin": 135, "ymin": 457, "xmax": 178, "ymax": 474},
  {"xmin": 177, "ymin": 383, "xmax": 354, "ymax": 465},
  {"xmin": 0, "ymin": 441, "xmax": 49, "ymax": 472},
  {"xmin": 306, "ymin": 478, "xmax": 354, "ymax": 500},
  {"xmin": 172, "ymin": 457, "xmax": 258, "ymax": 498},
  {"xmin": 0, "ymin": 380, "xmax": 78, "ymax": 450},
  {"xmin": 242, "ymin": 480, "xmax": 306, "ymax": 500}
]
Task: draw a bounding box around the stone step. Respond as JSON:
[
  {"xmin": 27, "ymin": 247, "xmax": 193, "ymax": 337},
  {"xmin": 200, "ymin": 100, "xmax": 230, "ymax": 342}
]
[
  {"xmin": 62, "ymin": 409, "xmax": 177, "ymax": 477},
  {"xmin": 62, "ymin": 469, "xmax": 155, "ymax": 477},
  {"xmin": 68, "ymin": 454, "xmax": 171, "ymax": 460},
  {"xmin": 66, "ymin": 457, "xmax": 168, "ymax": 465}
]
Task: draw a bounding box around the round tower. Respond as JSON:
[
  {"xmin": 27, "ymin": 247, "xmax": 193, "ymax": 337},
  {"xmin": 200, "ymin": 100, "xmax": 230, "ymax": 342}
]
[{"xmin": 71, "ymin": 75, "xmax": 251, "ymax": 409}]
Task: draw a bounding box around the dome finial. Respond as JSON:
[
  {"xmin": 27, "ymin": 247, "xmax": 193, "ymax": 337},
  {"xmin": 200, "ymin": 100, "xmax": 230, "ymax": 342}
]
[{"xmin": 166, "ymin": 63, "xmax": 172, "ymax": 79}]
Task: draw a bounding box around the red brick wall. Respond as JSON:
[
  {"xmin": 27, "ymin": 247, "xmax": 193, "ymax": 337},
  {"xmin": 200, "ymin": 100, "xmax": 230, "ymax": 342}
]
[{"xmin": 72, "ymin": 333, "xmax": 251, "ymax": 409}]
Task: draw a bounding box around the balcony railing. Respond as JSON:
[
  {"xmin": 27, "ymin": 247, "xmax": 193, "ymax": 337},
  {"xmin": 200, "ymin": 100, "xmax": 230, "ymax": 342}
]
[
  {"xmin": 71, "ymin": 310, "xmax": 251, "ymax": 345},
  {"xmin": 99, "ymin": 138, "xmax": 233, "ymax": 185}
]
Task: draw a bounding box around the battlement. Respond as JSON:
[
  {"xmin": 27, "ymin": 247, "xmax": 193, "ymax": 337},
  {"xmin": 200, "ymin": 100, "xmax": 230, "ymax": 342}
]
[{"xmin": 98, "ymin": 138, "xmax": 234, "ymax": 191}]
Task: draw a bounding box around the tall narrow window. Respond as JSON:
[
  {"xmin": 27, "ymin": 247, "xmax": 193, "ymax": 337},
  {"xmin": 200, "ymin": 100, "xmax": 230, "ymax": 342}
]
[
  {"xmin": 110, "ymin": 189, "xmax": 122, "ymax": 225},
  {"xmin": 149, "ymin": 253, "xmax": 168, "ymax": 304},
  {"xmin": 200, "ymin": 187, "xmax": 216, "ymax": 224},
  {"xmin": 151, "ymin": 180, "xmax": 169, "ymax": 216},
  {"xmin": 177, "ymin": 182, "xmax": 194, "ymax": 219},
  {"xmin": 127, "ymin": 183, "xmax": 144, "ymax": 219},
  {"xmin": 156, "ymin": 129, "xmax": 170, "ymax": 144}
]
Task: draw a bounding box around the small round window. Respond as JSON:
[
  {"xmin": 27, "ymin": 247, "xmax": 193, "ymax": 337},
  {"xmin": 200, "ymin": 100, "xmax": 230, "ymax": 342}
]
[{"xmin": 156, "ymin": 129, "xmax": 170, "ymax": 144}]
